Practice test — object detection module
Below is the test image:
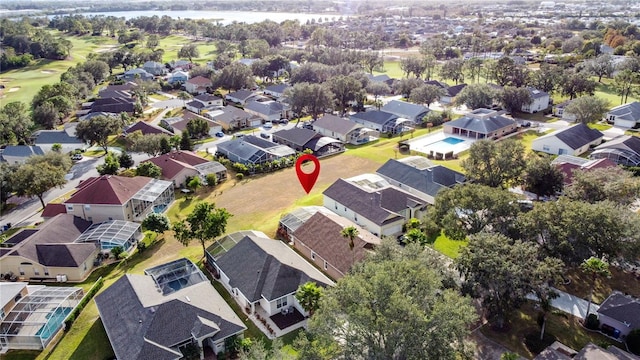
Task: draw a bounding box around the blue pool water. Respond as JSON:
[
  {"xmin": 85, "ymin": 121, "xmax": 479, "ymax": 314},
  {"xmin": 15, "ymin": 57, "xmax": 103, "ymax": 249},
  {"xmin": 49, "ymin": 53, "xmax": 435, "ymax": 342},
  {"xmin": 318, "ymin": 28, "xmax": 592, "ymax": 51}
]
[
  {"xmin": 153, "ymin": 204, "xmax": 167, "ymax": 213},
  {"xmin": 441, "ymin": 137, "xmax": 465, "ymax": 145},
  {"xmin": 36, "ymin": 307, "xmax": 72, "ymax": 340},
  {"xmin": 168, "ymin": 278, "xmax": 188, "ymax": 291}
]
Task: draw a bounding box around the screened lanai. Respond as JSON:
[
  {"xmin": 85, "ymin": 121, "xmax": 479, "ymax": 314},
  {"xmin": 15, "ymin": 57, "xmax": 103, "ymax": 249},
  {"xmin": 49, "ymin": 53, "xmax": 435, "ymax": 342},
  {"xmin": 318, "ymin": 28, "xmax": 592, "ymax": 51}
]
[
  {"xmin": 0, "ymin": 285, "xmax": 83, "ymax": 351},
  {"xmin": 277, "ymin": 206, "xmax": 332, "ymax": 241},
  {"xmin": 131, "ymin": 178, "xmax": 174, "ymax": 221},
  {"xmin": 75, "ymin": 220, "xmax": 142, "ymax": 252},
  {"xmin": 144, "ymin": 258, "xmax": 207, "ymax": 295}
]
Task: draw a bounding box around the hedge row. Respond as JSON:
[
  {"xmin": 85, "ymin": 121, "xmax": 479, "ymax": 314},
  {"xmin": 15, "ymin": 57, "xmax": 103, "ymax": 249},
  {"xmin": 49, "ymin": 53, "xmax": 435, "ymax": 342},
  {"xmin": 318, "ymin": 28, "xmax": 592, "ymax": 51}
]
[{"xmin": 64, "ymin": 277, "xmax": 105, "ymax": 331}]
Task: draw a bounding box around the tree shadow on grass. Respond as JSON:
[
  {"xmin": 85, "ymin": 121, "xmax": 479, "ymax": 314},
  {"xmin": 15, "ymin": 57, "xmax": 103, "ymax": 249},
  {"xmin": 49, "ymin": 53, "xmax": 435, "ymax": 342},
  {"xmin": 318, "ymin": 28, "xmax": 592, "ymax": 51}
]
[{"xmin": 67, "ymin": 318, "xmax": 114, "ymax": 360}]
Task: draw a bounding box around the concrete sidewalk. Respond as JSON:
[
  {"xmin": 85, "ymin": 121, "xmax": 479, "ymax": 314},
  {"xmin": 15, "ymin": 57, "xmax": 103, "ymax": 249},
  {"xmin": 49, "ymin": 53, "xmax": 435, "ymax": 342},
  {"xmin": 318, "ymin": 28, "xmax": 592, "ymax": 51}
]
[{"xmin": 527, "ymin": 287, "xmax": 599, "ymax": 319}]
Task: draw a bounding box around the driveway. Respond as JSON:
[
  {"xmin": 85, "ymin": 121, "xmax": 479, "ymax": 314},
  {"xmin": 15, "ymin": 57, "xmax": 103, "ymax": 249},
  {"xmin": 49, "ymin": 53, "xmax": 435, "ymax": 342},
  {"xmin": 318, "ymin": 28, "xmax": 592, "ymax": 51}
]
[
  {"xmin": 151, "ymin": 99, "xmax": 185, "ymax": 109},
  {"xmin": 527, "ymin": 287, "xmax": 599, "ymax": 319}
]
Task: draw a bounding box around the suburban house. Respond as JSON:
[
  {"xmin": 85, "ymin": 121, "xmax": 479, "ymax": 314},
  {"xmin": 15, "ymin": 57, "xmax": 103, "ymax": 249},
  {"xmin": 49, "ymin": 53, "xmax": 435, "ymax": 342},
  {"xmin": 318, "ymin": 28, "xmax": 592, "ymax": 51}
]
[
  {"xmin": 532, "ymin": 123, "xmax": 604, "ymax": 156},
  {"xmin": 521, "ymin": 87, "xmax": 550, "ymax": 113},
  {"xmin": 271, "ymin": 128, "xmax": 344, "ymax": 157},
  {"xmin": 0, "ymin": 214, "xmax": 98, "ymax": 282},
  {"xmin": 444, "ymin": 108, "xmax": 517, "ymax": 139},
  {"xmin": 63, "ymin": 175, "xmax": 174, "ymax": 223},
  {"xmin": 206, "ymin": 105, "xmax": 262, "ymax": 131},
  {"xmin": 607, "ymin": 102, "xmax": 640, "ymax": 128},
  {"xmin": 439, "ymin": 84, "xmax": 467, "ymax": 105},
  {"xmin": 376, "ymin": 156, "xmax": 466, "ymax": 204},
  {"xmin": 323, "ymin": 175, "xmax": 428, "ymax": 237},
  {"xmin": 553, "ymin": 99, "xmax": 578, "ymax": 122},
  {"xmin": 0, "ymin": 145, "xmax": 44, "ymax": 164},
  {"xmin": 350, "ymin": 110, "xmax": 411, "ymax": 134},
  {"xmin": 225, "ymin": 90, "xmax": 258, "ymax": 105},
  {"xmin": 277, "ymin": 206, "xmax": 333, "ymax": 241},
  {"xmin": 590, "ymin": 135, "xmax": 640, "ymax": 166},
  {"xmin": 535, "ymin": 341, "xmax": 639, "ymax": 360},
  {"xmin": 291, "ymin": 212, "xmax": 380, "ymax": 280},
  {"xmin": 124, "ymin": 121, "xmax": 174, "ymax": 136},
  {"xmin": 264, "ymin": 84, "xmax": 291, "ymax": 99},
  {"xmin": 206, "ymin": 230, "xmax": 334, "ymax": 337},
  {"xmin": 98, "ymin": 82, "xmax": 137, "ymax": 98},
  {"xmin": 312, "ymin": 114, "xmax": 376, "ymax": 145},
  {"xmin": 86, "ymin": 97, "xmax": 135, "ymax": 115},
  {"xmin": 0, "ymin": 282, "xmax": 83, "ymax": 352},
  {"xmin": 216, "ymin": 135, "xmax": 296, "ymax": 165},
  {"xmin": 381, "ymin": 100, "xmax": 430, "ymax": 125},
  {"xmin": 32, "ymin": 126, "xmax": 86, "ymax": 154},
  {"xmin": 79, "ymin": 111, "xmax": 119, "ymax": 122},
  {"xmin": 161, "ymin": 112, "xmax": 222, "ymax": 137},
  {"xmin": 244, "ymin": 100, "xmax": 291, "ymax": 122},
  {"xmin": 185, "ymin": 93, "xmax": 224, "ymax": 115},
  {"xmin": 168, "ymin": 70, "xmax": 189, "ymax": 84},
  {"xmin": 551, "ymin": 155, "xmax": 617, "ymax": 185},
  {"xmin": 170, "ymin": 59, "xmax": 192, "ymax": 71},
  {"xmin": 597, "ymin": 292, "xmax": 640, "ymax": 339},
  {"xmin": 366, "ymin": 73, "xmax": 395, "ymax": 88},
  {"xmin": 120, "ymin": 68, "xmax": 153, "ymax": 81},
  {"xmin": 184, "ymin": 76, "xmax": 213, "ymax": 95},
  {"xmin": 143, "ymin": 151, "xmax": 227, "ymax": 188},
  {"xmin": 142, "ymin": 61, "xmax": 167, "ymax": 76},
  {"xmin": 95, "ymin": 258, "xmax": 246, "ymax": 360}
]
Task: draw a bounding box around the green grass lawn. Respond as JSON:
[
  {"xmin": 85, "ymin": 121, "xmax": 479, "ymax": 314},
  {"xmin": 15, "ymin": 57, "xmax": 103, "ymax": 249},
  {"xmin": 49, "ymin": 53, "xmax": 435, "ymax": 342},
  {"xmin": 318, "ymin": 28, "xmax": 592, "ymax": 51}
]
[
  {"xmin": 1, "ymin": 31, "xmax": 118, "ymax": 106},
  {"xmin": 430, "ymin": 232, "xmax": 467, "ymax": 259},
  {"xmin": 588, "ymin": 122, "xmax": 612, "ymax": 131},
  {"xmin": 374, "ymin": 60, "xmax": 405, "ymax": 79},
  {"xmin": 159, "ymin": 35, "xmax": 217, "ymax": 64}
]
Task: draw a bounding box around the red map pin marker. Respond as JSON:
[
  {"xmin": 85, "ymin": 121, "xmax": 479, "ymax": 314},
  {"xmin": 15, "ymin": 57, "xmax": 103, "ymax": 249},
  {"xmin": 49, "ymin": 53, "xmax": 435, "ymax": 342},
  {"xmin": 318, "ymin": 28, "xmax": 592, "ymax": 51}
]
[{"xmin": 295, "ymin": 154, "xmax": 320, "ymax": 194}]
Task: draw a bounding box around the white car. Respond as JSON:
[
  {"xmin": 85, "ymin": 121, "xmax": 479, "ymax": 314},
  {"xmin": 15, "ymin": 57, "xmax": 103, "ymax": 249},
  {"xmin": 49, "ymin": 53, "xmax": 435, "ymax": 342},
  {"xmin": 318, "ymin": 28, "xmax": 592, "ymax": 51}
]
[
  {"xmin": 71, "ymin": 153, "xmax": 83, "ymax": 161},
  {"xmin": 263, "ymin": 122, "xmax": 273, "ymax": 129}
]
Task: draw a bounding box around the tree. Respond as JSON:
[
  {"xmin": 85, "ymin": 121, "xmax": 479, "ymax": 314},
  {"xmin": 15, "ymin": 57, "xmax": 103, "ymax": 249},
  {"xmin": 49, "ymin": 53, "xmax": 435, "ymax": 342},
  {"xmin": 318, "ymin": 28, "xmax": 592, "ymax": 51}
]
[
  {"xmin": 394, "ymin": 78, "xmax": 423, "ymax": 98},
  {"xmin": 51, "ymin": 143, "xmax": 62, "ymax": 153},
  {"xmin": 564, "ymin": 96, "xmax": 609, "ymax": 123},
  {"xmin": 564, "ymin": 166, "xmax": 640, "ymax": 206},
  {"xmin": 32, "ymin": 101, "xmax": 60, "ymax": 129},
  {"xmin": 523, "ymin": 155, "xmax": 564, "ymax": 199},
  {"xmin": 118, "ymin": 151, "xmax": 134, "ymax": 169},
  {"xmin": 172, "ymin": 202, "xmax": 232, "ymax": 257},
  {"xmin": 135, "ymin": 161, "xmax": 162, "ymax": 178},
  {"xmin": 454, "ymin": 83, "xmax": 497, "ymax": 109},
  {"xmin": 585, "ymin": 54, "xmax": 614, "ymax": 82},
  {"xmin": 464, "ymin": 57, "xmax": 483, "ymax": 83},
  {"xmin": 141, "ymin": 212, "xmax": 170, "ymax": 238},
  {"xmin": 500, "ymin": 86, "xmax": 532, "ymax": 114},
  {"xmin": 187, "ymin": 176, "xmax": 202, "ymax": 194},
  {"xmin": 75, "ymin": 115, "xmax": 121, "ymax": 153},
  {"xmin": 410, "ymin": 84, "xmax": 446, "ymax": 108},
  {"xmin": 284, "ymin": 82, "xmax": 334, "ymax": 122},
  {"xmin": 457, "ymin": 232, "xmax": 563, "ymax": 329},
  {"xmin": 431, "ymin": 184, "xmax": 519, "ymax": 241},
  {"xmin": 561, "ymin": 71, "xmax": 597, "ymax": 100},
  {"xmin": 360, "ymin": 51, "xmax": 383, "ymax": 74},
  {"xmin": 400, "ymin": 56, "xmax": 427, "ymax": 78},
  {"xmin": 97, "ymin": 152, "xmax": 120, "ymax": 175},
  {"xmin": 178, "ymin": 44, "xmax": 199, "ymax": 62},
  {"xmin": 517, "ymin": 199, "xmax": 640, "ymax": 264},
  {"xmin": 580, "ymin": 257, "xmax": 610, "ymax": 321},
  {"xmin": 439, "ymin": 59, "xmax": 464, "ymax": 84},
  {"xmin": 146, "ymin": 34, "xmax": 159, "ymax": 49},
  {"xmin": 186, "ymin": 118, "xmax": 209, "ymax": 139},
  {"xmin": 129, "ymin": 133, "xmax": 170, "ymax": 156},
  {"xmin": 1, "ymin": 101, "xmax": 33, "ymax": 143},
  {"xmin": 290, "ymin": 62, "xmax": 331, "ymax": 84},
  {"xmin": 10, "ymin": 162, "xmax": 67, "ymax": 208},
  {"xmin": 295, "ymin": 281, "xmax": 323, "ymax": 316},
  {"xmin": 613, "ymin": 69, "xmax": 638, "ymax": 105},
  {"xmin": 159, "ymin": 136, "xmax": 172, "ymax": 154},
  {"xmin": 327, "ymin": 75, "xmax": 363, "ymax": 116},
  {"xmin": 180, "ymin": 129, "xmax": 193, "ymax": 151},
  {"xmin": 366, "ymin": 82, "xmax": 391, "ymax": 109},
  {"xmin": 530, "ymin": 64, "xmax": 562, "ymax": 94},
  {"xmin": 214, "ymin": 63, "xmax": 255, "ymax": 92},
  {"xmin": 402, "ymin": 228, "xmax": 428, "ymax": 247},
  {"xmin": 462, "ymin": 139, "xmax": 526, "ymax": 188}
]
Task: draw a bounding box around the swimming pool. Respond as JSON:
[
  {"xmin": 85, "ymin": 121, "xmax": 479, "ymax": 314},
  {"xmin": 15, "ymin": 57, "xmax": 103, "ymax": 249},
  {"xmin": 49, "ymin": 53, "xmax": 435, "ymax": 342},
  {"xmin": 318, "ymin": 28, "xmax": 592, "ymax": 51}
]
[
  {"xmin": 36, "ymin": 307, "xmax": 72, "ymax": 340},
  {"xmin": 441, "ymin": 137, "xmax": 465, "ymax": 145}
]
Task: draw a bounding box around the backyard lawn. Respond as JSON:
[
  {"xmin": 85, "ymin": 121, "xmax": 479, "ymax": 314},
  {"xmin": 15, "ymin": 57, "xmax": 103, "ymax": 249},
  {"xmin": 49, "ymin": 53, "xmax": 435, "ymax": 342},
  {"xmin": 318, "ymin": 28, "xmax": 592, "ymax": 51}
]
[{"xmin": 158, "ymin": 35, "xmax": 218, "ymax": 64}]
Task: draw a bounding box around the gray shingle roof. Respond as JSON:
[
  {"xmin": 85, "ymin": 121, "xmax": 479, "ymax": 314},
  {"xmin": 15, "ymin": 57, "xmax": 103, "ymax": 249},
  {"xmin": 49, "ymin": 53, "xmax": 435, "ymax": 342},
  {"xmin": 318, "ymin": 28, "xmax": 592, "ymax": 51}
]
[
  {"xmin": 445, "ymin": 114, "xmax": 515, "ymax": 134},
  {"xmin": 186, "ymin": 100, "xmax": 205, "ymax": 109},
  {"xmin": 381, "ymin": 100, "xmax": 429, "ymax": 119},
  {"xmin": 608, "ymin": 102, "xmax": 640, "ymax": 122},
  {"xmin": 194, "ymin": 93, "xmax": 222, "ymax": 103},
  {"xmin": 245, "ymin": 101, "xmax": 285, "ymax": 116},
  {"xmin": 528, "ymin": 87, "xmax": 549, "ymax": 99},
  {"xmin": 323, "ymin": 179, "xmax": 426, "ymax": 226},
  {"xmin": 597, "ymin": 292, "xmax": 640, "ymax": 329},
  {"xmin": 33, "ymin": 130, "xmax": 83, "ymax": 145},
  {"xmin": 1, "ymin": 145, "xmax": 44, "ymax": 158},
  {"xmin": 595, "ymin": 135, "xmax": 640, "ymax": 155},
  {"xmin": 213, "ymin": 234, "xmax": 333, "ymax": 302},
  {"xmin": 376, "ymin": 158, "xmax": 465, "ymax": 201},
  {"xmin": 95, "ymin": 263, "xmax": 246, "ymax": 360},
  {"xmin": 227, "ymin": 90, "xmax": 255, "ymax": 102},
  {"xmin": 264, "ymin": 84, "xmax": 290, "ymax": 94},
  {"xmin": 554, "ymin": 123, "xmax": 604, "ymax": 150},
  {"xmin": 272, "ymin": 128, "xmax": 319, "ymax": 147},
  {"xmin": 446, "ymin": 83, "xmax": 467, "ymax": 97},
  {"xmin": 350, "ymin": 110, "xmax": 398, "ymax": 125},
  {"xmin": 313, "ymin": 114, "xmax": 362, "ymax": 135}
]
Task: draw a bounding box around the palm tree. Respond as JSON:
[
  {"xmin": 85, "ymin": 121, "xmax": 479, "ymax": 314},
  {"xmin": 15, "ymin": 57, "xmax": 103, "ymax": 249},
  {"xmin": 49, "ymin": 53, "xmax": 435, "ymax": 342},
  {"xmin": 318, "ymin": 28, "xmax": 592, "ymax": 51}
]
[
  {"xmin": 341, "ymin": 226, "xmax": 359, "ymax": 269},
  {"xmin": 580, "ymin": 256, "xmax": 611, "ymax": 321},
  {"xmin": 295, "ymin": 281, "xmax": 323, "ymax": 316}
]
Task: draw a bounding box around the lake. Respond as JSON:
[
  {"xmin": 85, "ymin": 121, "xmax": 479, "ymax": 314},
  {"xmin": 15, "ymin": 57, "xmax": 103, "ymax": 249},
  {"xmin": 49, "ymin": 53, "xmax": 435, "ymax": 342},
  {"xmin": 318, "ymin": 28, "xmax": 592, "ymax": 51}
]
[{"xmin": 70, "ymin": 10, "xmax": 342, "ymax": 24}]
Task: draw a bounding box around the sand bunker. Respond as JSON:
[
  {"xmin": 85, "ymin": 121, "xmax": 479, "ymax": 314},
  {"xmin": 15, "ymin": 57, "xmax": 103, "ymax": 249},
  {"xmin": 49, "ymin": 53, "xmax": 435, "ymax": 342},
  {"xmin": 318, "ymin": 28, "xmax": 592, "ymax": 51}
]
[
  {"xmin": 8, "ymin": 87, "xmax": 20, "ymax": 92},
  {"xmin": 41, "ymin": 70, "xmax": 56, "ymax": 74}
]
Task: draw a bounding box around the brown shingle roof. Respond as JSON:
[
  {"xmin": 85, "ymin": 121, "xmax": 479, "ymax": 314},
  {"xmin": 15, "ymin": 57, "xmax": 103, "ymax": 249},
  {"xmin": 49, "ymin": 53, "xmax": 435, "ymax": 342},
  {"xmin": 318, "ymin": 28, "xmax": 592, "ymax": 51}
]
[
  {"xmin": 186, "ymin": 76, "xmax": 213, "ymax": 86},
  {"xmin": 66, "ymin": 175, "xmax": 151, "ymax": 205},
  {"xmin": 143, "ymin": 151, "xmax": 209, "ymax": 180},
  {"xmin": 42, "ymin": 203, "xmax": 67, "ymax": 218},
  {"xmin": 292, "ymin": 212, "xmax": 380, "ymax": 277}
]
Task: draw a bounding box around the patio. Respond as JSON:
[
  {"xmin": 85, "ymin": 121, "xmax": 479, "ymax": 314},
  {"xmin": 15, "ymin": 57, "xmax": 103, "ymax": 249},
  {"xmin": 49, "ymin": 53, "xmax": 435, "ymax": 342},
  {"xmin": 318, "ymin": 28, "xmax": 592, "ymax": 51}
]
[{"xmin": 250, "ymin": 305, "xmax": 307, "ymax": 339}]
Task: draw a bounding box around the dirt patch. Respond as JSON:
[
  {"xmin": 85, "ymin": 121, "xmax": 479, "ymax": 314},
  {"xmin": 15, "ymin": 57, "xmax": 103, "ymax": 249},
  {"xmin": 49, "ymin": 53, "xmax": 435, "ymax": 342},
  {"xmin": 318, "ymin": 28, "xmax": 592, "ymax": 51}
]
[
  {"xmin": 95, "ymin": 45, "xmax": 120, "ymax": 53},
  {"xmin": 41, "ymin": 70, "xmax": 57, "ymax": 74},
  {"xmin": 8, "ymin": 87, "xmax": 20, "ymax": 92}
]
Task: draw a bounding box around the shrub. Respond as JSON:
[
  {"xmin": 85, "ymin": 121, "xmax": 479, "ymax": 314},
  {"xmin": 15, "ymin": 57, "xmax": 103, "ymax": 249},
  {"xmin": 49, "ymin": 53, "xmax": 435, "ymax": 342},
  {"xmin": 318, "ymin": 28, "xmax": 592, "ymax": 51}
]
[
  {"xmin": 65, "ymin": 277, "xmax": 104, "ymax": 330},
  {"xmin": 236, "ymin": 173, "xmax": 244, "ymax": 180},
  {"xmin": 205, "ymin": 173, "xmax": 218, "ymax": 187},
  {"xmin": 137, "ymin": 242, "xmax": 147, "ymax": 253},
  {"xmin": 585, "ymin": 313, "xmax": 600, "ymax": 330},
  {"xmin": 627, "ymin": 329, "xmax": 640, "ymax": 355}
]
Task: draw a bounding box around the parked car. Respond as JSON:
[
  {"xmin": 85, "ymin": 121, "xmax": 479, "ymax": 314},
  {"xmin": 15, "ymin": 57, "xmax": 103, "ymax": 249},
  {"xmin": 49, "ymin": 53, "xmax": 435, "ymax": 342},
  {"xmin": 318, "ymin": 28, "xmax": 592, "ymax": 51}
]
[
  {"xmin": 263, "ymin": 121, "xmax": 273, "ymax": 129},
  {"xmin": 71, "ymin": 153, "xmax": 83, "ymax": 161},
  {"xmin": 260, "ymin": 132, "xmax": 270, "ymax": 139},
  {"xmin": 215, "ymin": 131, "xmax": 224, "ymax": 137}
]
